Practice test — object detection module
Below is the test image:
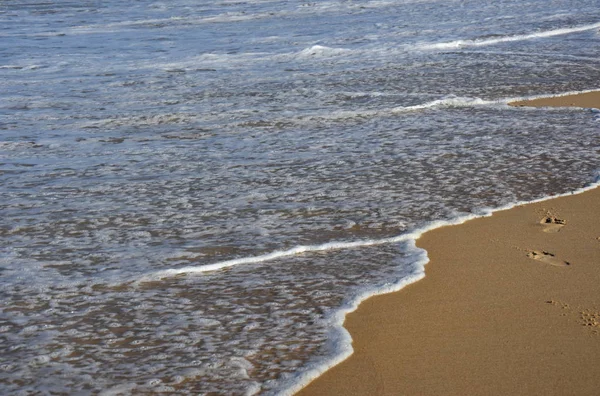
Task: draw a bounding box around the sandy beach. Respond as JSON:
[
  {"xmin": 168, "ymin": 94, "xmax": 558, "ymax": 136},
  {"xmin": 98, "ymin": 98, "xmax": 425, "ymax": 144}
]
[{"xmin": 298, "ymin": 92, "xmax": 600, "ymax": 396}]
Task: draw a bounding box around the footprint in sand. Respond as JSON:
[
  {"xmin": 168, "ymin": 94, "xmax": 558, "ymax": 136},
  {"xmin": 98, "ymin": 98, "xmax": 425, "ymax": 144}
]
[
  {"xmin": 527, "ymin": 250, "xmax": 570, "ymax": 267},
  {"xmin": 540, "ymin": 216, "xmax": 566, "ymax": 233}
]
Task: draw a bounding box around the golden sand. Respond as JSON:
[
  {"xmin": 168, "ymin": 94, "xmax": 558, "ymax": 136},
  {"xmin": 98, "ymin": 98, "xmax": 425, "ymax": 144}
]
[
  {"xmin": 298, "ymin": 91, "xmax": 600, "ymax": 396},
  {"xmin": 509, "ymin": 90, "xmax": 600, "ymax": 108}
]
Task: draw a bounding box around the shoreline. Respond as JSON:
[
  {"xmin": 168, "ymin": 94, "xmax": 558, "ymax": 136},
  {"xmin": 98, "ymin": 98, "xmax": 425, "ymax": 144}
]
[
  {"xmin": 295, "ymin": 91, "xmax": 600, "ymax": 395},
  {"xmin": 509, "ymin": 90, "xmax": 600, "ymax": 108}
]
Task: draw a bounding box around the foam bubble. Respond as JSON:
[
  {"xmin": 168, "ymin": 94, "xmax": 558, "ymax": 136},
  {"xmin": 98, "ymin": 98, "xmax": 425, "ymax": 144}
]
[{"xmin": 295, "ymin": 45, "xmax": 350, "ymax": 59}]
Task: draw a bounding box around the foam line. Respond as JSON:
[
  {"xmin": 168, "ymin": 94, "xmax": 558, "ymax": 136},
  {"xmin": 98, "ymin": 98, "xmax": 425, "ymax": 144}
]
[
  {"xmin": 263, "ymin": 96, "xmax": 501, "ymax": 126},
  {"xmin": 247, "ymin": 89, "xmax": 599, "ymax": 130},
  {"xmin": 391, "ymin": 89, "xmax": 600, "ymax": 114},
  {"xmin": 394, "ymin": 96, "xmax": 497, "ymax": 111},
  {"xmin": 144, "ymin": 177, "xmax": 600, "ymax": 283},
  {"xmin": 419, "ymin": 22, "xmax": 600, "ymax": 50},
  {"xmin": 144, "ymin": 219, "xmax": 478, "ymax": 282},
  {"xmin": 150, "ymin": 234, "xmax": 412, "ymax": 279},
  {"xmin": 234, "ymin": 89, "xmax": 599, "ymax": 130},
  {"xmin": 273, "ymin": 264, "xmax": 428, "ymax": 396}
]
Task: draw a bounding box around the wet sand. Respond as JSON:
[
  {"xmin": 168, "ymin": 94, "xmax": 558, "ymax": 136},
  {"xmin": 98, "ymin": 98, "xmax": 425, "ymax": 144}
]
[
  {"xmin": 510, "ymin": 90, "xmax": 600, "ymax": 108},
  {"xmin": 297, "ymin": 91, "xmax": 600, "ymax": 396}
]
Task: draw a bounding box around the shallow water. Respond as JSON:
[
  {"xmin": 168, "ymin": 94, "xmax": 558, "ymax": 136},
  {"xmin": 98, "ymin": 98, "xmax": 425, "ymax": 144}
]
[{"xmin": 1, "ymin": 0, "xmax": 600, "ymax": 394}]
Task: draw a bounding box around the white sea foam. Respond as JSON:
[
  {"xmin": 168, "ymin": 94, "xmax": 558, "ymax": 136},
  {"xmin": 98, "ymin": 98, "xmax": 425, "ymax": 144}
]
[
  {"xmin": 393, "ymin": 96, "xmax": 499, "ymax": 111},
  {"xmin": 231, "ymin": 89, "xmax": 600, "ymax": 131},
  {"xmin": 418, "ymin": 21, "xmax": 600, "ymax": 50},
  {"xmin": 227, "ymin": 90, "xmax": 599, "ymax": 131},
  {"xmin": 149, "ymin": 237, "xmax": 407, "ymax": 278},
  {"xmin": 149, "ymin": 176, "xmax": 600, "ymax": 280},
  {"xmin": 228, "ymin": 95, "xmax": 505, "ymax": 129},
  {"xmin": 295, "ymin": 45, "xmax": 350, "ymax": 59}
]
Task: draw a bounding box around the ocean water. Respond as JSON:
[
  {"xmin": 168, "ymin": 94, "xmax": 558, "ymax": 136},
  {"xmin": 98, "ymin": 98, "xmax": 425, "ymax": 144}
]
[{"xmin": 1, "ymin": 0, "xmax": 600, "ymax": 394}]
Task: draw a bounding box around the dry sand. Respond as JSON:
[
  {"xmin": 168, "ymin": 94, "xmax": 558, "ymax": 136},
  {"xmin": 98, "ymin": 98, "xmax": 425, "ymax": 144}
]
[{"xmin": 297, "ymin": 91, "xmax": 600, "ymax": 396}]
